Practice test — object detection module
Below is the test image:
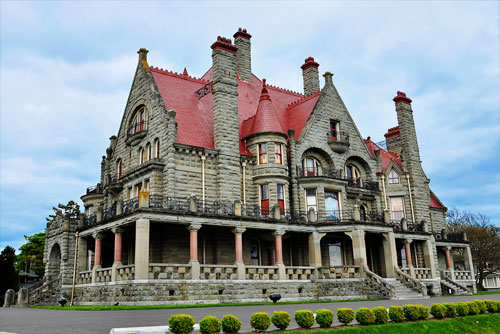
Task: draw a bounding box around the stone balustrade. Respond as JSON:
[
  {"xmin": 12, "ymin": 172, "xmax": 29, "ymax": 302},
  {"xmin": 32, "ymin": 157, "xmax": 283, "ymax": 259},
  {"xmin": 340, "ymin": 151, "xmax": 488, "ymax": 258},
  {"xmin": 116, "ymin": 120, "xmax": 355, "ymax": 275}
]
[
  {"xmin": 318, "ymin": 265, "xmax": 360, "ymax": 279},
  {"xmin": 95, "ymin": 267, "xmax": 113, "ymax": 282},
  {"xmin": 285, "ymin": 266, "xmax": 315, "ymax": 280},
  {"xmin": 245, "ymin": 265, "xmax": 279, "ymax": 280},
  {"xmin": 148, "ymin": 263, "xmax": 191, "ymax": 279},
  {"xmin": 78, "ymin": 270, "xmax": 92, "ymax": 284},
  {"xmin": 116, "ymin": 265, "xmax": 135, "ymax": 281},
  {"xmin": 414, "ymin": 267, "xmax": 431, "ymax": 279},
  {"xmin": 401, "ymin": 267, "xmax": 410, "ymax": 275},
  {"xmin": 449, "ymin": 270, "xmax": 472, "ymax": 280},
  {"xmin": 200, "ymin": 264, "xmax": 238, "ymax": 280}
]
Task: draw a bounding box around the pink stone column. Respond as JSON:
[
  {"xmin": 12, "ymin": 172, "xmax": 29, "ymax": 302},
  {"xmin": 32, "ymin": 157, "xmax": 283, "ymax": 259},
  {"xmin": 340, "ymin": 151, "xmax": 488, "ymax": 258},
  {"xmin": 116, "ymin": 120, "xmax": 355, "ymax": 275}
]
[
  {"xmin": 405, "ymin": 241, "xmax": 412, "ymax": 266},
  {"xmin": 113, "ymin": 229, "xmax": 122, "ymax": 263},
  {"xmin": 190, "ymin": 229, "xmax": 198, "ymax": 261},
  {"xmin": 273, "ymin": 231, "xmax": 285, "ymax": 263},
  {"xmin": 94, "ymin": 234, "xmax": 102, "ymax": 267},
  {"xmin": 445, "ymin": 248, "xmax": 452, "ymax": 269},
  {"xmin": 234, "ymin": 228, "xmax": 245, "ymax": 262}
]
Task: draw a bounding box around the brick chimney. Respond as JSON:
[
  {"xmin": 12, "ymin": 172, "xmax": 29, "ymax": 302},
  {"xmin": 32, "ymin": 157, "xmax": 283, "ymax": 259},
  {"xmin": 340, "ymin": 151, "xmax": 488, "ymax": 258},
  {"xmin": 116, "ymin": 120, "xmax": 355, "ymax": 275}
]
[
  {"xmin": 211, "ymin": 36, "xmax": 242, "ymax": 202},
  {"xmin": 301, "ymin": 57, "xmax": 320, "ymax": 96},
  {"xmin": 233, "ymin": 28, "xmax": 252, "ymax": 82}
]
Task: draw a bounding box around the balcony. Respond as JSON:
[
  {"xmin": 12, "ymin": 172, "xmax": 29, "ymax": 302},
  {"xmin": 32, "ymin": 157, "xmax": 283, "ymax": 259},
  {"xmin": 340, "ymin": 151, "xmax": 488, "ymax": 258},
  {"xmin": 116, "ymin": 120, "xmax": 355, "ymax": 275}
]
[
  {"xmin": 297, "ymin": 166, "xmax": 342, "ymax": 179},
  {"xmin": 328, "ymin": 131, "xmax": 350, "ymax": 153},
  {"xmin": 433, "ymin": 231, "xmax": 467, "ymax": 243},
  {"xmin": 346, "ymin": 178, "xmax": 379, "ymax": 191},
  {"xmin": 126, "ymin": 121, "xmax": 148, "ymax": 146}
]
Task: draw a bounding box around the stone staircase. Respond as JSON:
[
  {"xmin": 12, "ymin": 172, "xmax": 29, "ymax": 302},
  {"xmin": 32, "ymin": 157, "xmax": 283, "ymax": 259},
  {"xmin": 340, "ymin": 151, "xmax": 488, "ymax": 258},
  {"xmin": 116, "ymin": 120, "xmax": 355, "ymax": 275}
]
[
  {"xmin": 440, "ymin": 274, "xmax": 471, "ymax": 295},
  {"xmin": 384, "ymin": 278, "xmax": 428, "ymax": 300},
  {"xmin": 28, "ymin": 278, "xmax": 61, "ymax": 306}
]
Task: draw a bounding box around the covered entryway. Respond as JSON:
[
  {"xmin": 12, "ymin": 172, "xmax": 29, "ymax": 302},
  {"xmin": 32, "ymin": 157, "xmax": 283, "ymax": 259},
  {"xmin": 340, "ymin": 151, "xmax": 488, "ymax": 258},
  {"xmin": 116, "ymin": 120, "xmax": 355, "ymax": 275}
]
[{"xmin": 365, "ymin": 233, "xmax": 386, "ymax": 277}]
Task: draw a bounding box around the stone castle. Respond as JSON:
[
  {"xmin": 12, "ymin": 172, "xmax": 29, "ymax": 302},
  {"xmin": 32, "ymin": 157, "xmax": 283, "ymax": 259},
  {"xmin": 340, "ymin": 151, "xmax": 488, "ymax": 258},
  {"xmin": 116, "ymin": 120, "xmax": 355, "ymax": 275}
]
[{"xmin": 39, "ymin": 28, "xmax": 476, "ymax": 305}]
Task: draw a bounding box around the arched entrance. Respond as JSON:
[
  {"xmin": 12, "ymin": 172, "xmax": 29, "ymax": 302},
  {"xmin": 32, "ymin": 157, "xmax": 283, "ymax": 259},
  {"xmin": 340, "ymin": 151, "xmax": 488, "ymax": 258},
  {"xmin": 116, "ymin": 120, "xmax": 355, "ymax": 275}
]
[{"xmin": 47, "ymin": 243, "xmax": 61, "ymax": 280}]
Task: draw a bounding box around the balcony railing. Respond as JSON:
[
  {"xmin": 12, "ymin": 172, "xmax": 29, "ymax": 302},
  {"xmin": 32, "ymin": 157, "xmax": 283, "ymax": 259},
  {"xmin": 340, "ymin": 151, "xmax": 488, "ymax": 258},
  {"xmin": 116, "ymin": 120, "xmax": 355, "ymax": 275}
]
[
  {"xmin": 329, "ymin": 131, "xmax": 350, "ymax": 143},
  {"xmin": 85, "ymin": 184, "xmax": 102, "ymax": 195},
  {"xmin": 297, "ymin": 166, "xmax": 342, "ymax": 179},
  {"xmin": 346, "ymin": 178, "xmax": 379, "ymax": 191},
  {"xmin": 434, "ymin": 231, "xmax": 466, "ymax": 242},
  {"xmin": 127, "ymin": 121, "xmax": 148, "ymax": 137}
]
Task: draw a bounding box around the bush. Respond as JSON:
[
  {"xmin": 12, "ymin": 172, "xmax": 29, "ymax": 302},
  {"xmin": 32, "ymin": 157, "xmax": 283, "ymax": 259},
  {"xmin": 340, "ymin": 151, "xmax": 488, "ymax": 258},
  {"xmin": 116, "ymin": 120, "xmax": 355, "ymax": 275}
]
[
  {"xmin": 474, "ymin": 300, "xmax": 487, "ymax": 314},
  {"xmin": 294, "ymin": 310, "xmax": 315, "ymax": 329},
  {"xmin": 388, "ymin": 305, "xmax": 405, "ymax": 323},
  {"xmin": 250, "ymin": 312, "xmax": 271, "ymax": 332},
  {"xmin": 271, "ymin": 311, "xmax": 291, "ymax": 330},
  {"xmin": 430, "ymin": 303, "xmax": 446, "ymax": 319},
  {"xmin": 315, "ymin": 309, "xmax": 334, "ymax": 328},
  {"xmin": 337, "ymin": 308, "xmax": 355, "ymax": 325},
  {"xmin": 416, "ymin": 304, "xmax": 430, "ymax": 320},
  {"xmin": 466, "ymin": 301, "xmax": 480, "ymax": 315},
  {"xmin": 355, "ymin": 307, "xmax": 375, "ymax": 325},
  {"xmin": 221, "ymin": 315, "xmax": 241, "ymax": 334},
  {"xmin": 169, "ymin": 314, "xmax": 195, "ymax": 334},
  {"xmin": 456, "ymin": 302, "xmax": 469, "ymax": 316},
  {"xmin": 372, "ymin": 306, "xmax": 388, "ymax": 324},
  {"xmin": 200, "ymin": 316, "xmax": 221, "ymax": 334},
  {"xmin": 484, "ymin": 300, "xmax": 498, "ymax": 313},
  {"xmin": 403, "ymin": 305, "xmax": 419, "ymax": 321},
  {"xmin": 443, "ymin": 303, "xmax": 456, "ymax": 317}
]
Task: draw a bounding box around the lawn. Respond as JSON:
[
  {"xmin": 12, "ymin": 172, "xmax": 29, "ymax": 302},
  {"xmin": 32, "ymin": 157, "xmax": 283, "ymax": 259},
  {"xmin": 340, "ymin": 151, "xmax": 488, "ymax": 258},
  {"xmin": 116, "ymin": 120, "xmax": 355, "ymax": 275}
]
[
  {"xmin": 31, "ymin": 297, "xmax": 381, "ymax": 311},
  {"xmin": 289, "ymin": 314, "xmax": 500, "ymax": 334}
]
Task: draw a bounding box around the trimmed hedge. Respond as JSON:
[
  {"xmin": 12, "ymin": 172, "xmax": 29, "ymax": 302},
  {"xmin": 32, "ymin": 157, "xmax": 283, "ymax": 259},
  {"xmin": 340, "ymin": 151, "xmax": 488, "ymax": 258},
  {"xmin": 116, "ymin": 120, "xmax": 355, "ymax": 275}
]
[
  {"xmin": 294, "ymin": 310, "xmax": 315, "ymax": 329},
  {"xmin": 221, "ymin": 314, "xmax": 241, "ymax": 334},
  {"xmin": 417, "ymin": 304, "xmax": 430, "ymax": 320},
  {"xmin": 403, "ymin": 305, "xmax": 419, "ymax": 321},
  {"xmin": 485, "ymin": 300, "xmax": 499, "ymax": 313},
  {"xmin": 457, "ymin": 302, "xmax": 469, "ymax": 316},
  {"xmin": 466, "ymin": 301, "xmax": 480, "ymax": 315},
  {"xmin": 355, "ymin": 307, "xmax": 375, "ymax": 325},
  {"xmin": 474, "ymin": 300, "xmax": 487, "ymax": 314},
  {"xmin": 271, "ymin": 311, "xmax": 291, "ymax": 330},
  {"xmin": 200, "ymin": 316, "xmax": 221, "ymax": 334},
  {"xmin": 443, "ymin": 303, "xmax": 457, "ymax": 318},
  {"xmin": 316, "ymin": 309, "xmax": 334, "ymax": 328},
  {"xmin": 250, "ymin": 312, "xmax": 270, "ymax": 332},
  {"xmin": 372, "ymin": 306, "xmax": 388, "ymax": 324},
  {"xmin": 169, "ymin": 314, "xmax": 195, "ymax": 334},
  {"xmin": 389, "ymin": 305, "xmax": 405, "ymax": 323},
  {"xmin": 430, "ymin": 303, "xmax": 446, "ymax": 319},
  {"xmin": 337, "ymin": 308, "xmax": 355, "ymax": 325}
]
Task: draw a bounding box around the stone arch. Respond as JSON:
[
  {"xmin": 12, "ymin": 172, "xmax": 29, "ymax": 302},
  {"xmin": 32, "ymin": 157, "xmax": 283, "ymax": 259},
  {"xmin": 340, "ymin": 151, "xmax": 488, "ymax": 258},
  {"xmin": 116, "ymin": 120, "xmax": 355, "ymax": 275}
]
[
  {"xmin": 47, "ymin": 243, "xmax": 62, "ymax": 280},
  {"xmin": 301, "ymin": 147, "xmax": 335, "ymax": 170},
  {"xmin": 344, "ymin": 156, "xmax": 372, "ymax": 180}
]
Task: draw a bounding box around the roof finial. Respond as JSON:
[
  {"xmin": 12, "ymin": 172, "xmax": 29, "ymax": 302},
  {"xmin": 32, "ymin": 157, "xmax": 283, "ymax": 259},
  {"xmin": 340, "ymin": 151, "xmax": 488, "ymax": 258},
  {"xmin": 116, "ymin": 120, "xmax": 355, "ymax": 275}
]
[
  {"xmin": 260, "ymin": 78, "xmax": 271, "ymax": 101},
  {"xmin": 183, "ymin": 67, "xmax": 188, "ymax": 76}
]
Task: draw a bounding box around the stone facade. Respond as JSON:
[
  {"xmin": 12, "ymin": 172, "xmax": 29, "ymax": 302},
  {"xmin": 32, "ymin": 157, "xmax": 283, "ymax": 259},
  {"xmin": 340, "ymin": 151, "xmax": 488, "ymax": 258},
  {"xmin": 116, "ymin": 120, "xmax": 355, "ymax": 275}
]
[{"xmin": 39, "ymin": 28, "xmax": 476, "ymax": 306}]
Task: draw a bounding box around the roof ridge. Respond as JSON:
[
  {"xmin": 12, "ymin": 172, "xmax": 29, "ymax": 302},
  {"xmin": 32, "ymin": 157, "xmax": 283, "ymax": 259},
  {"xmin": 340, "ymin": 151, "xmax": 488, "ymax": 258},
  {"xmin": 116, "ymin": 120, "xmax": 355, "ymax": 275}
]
[
  {"xmin": 266, "ymin": 83, "xmax": 303, "ymax": 97},
  {"xmin": 286, "ymin": 90, "xmax": 321, "ymax": 109},
  {"xmin": 150, "ymin": 66, "xmax": 209, "ymax": 84}
]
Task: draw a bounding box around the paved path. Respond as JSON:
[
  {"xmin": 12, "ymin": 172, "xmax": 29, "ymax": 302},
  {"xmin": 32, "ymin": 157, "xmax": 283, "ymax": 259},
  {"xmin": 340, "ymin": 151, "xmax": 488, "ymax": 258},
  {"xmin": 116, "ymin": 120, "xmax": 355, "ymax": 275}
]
[{"xmin": 1, "ymin": 294, "xmax": 499, "ymax": 334}]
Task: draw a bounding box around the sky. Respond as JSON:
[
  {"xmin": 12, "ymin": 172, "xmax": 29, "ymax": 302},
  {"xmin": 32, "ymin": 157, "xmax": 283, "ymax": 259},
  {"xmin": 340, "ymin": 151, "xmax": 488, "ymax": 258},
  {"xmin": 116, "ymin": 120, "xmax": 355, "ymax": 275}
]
[{"xmin": 1, "ymin": 1, "xmax": 499, "ymax": 251}]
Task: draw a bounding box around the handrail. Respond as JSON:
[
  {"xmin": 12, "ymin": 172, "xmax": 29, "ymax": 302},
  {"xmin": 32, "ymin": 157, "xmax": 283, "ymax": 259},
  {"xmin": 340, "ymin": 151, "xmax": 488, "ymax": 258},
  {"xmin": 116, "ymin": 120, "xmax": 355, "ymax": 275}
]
[
  {"xmin": 440, "ymin": 270, "xmax": 469, "ymax": 293},
  {"xmin": 364, "ymin": 265, "xmax": 395, "ymax": 298},
  {"xmin": 394, "ymin": 266, "xmax": 427, "ymax": 296}
]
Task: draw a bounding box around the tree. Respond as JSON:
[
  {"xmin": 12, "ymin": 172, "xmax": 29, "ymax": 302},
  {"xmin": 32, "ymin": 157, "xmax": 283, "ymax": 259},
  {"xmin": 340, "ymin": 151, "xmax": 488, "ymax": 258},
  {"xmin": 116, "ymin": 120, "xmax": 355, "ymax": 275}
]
[
  {"xmin": 446, "ymin": 208, "xmax": 500, "ymax": 290},
  {"xmin": 0, "ymin": 246, "xmax": 19, "ymax": 304},
  {"xmin": 46, "ymin": 200, "xmax": 80, "ymax": 222},
  {"xmin": 15, "ymin": 232, "xmax": 46, "ymax": 277}
]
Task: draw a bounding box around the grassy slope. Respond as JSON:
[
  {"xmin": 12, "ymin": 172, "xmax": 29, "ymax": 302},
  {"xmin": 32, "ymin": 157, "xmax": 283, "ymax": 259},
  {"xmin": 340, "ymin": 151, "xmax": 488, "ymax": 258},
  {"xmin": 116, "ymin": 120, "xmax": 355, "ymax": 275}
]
[{"xmin": 290, "ymin": 314, "xmax": 500, "ymax": 334}]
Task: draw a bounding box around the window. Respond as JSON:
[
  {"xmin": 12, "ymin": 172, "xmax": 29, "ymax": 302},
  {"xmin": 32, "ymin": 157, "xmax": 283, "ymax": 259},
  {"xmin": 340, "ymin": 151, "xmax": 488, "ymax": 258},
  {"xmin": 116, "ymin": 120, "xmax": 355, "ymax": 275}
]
[
  {"xmin": 302, "ymin": 157, "xmax": 320, "ymax": 176},
  {"xmin": 87, "ymin": 205, "xmax": 94, "ymax": 216},
  {"xmin": 128, "ymin": 187, "xmax": 132, "ymax": 199},
  {"xmin": 305, "ymin": 189, "xmax": 317, "ymax": 213},
  {"xmin": 390, "ymin": 196, "xmax": 405, "ymax": 223},
  {"xmin": 144, "ymin": 179, "xmax": 150, "ymax": 190},
  {"xmin": 136, "ymin": 183, "xmax": 142, "ymax": 198},
  {"xmin": 154, "ymin": 138, "xmax": 160, "ymax": 158},
  {"xmin": 117, "ymin": 159, "xmax": 123, "ymax": 178},
  {"xmin": 330, "ymin": 120, "xmax": 338, "ymax": 141},
  {"xmin": 277, "ymin": 184, "xmax": 285, "ymax": 214},
  {"xmin": 346, "ymin": 164, "xmax": 361, "ymax": 187},
  {"xmin": 129, "ymin": 107, "xmax": 148, "ymax": 135},
  {"xmin": 139, "ymin": 147, "xmax": 145, "ymax": 164},
  {"xmin": 146, "ymin": 143, "xmax": 152, "ymax": 161},
  {"xmin": 325, "ymin": 191, "xmax": 340, "ymax": 221},
  {"xmin": 260, "ymin": 184, "xmax": 269, "ymax": 215},
  {"xmin": 139, "ymin": 108, "xmax": 146, "ymax": 132},
  {"xmin": 360, "ymin": 205, "xmax": 367, "ymax": 221},
  {"xmin": 258, "ymin": 143, "xmax": 267, "ymax": 164},
  {"xmin": 388, "ymin": 169, "xmax": 400, "ymax": 184},
  {"xmin": 275, "ymin": 143, "xmax": 283, "ymax": 165}
]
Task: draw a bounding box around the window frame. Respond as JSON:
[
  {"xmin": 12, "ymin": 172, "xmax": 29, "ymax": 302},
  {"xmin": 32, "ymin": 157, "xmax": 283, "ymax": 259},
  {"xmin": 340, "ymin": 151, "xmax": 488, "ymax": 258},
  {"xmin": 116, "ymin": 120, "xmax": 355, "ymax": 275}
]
[
  {"xmin": 305, "ymin": 188, "xmax": 317, "ymax": 213},
  {"xmin": 388, "ymin": 169, "xmax": 400, "ymax": 184},
  {"xmin": 330, "ymin": 120, "xmax": 338, "ymax": 141},
  {"xmin": 390, "ymin": 196, "xmax": 405, "ymax": 223},
  {"xmin": 260, "ymin": 184, "xmax": 270, "ymax": 215},
  {"xmin": 277, "ymin": 184, "xmax": 285, "ymax": 214},
  {"xmin": 274, "ymin": 143, "xmax": 283, "ymax": 165},
  {"xmin": 258, "ymin": 143, "xmax": 268, "ymax": 165}
]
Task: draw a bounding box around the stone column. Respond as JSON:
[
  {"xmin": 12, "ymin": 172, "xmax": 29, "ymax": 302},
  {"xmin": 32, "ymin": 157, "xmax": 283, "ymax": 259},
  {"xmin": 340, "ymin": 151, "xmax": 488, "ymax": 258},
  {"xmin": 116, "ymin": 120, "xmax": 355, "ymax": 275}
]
[
  {"xmin": 111, "ymin": 228, "xmax": 123, "ymax": 281},
  {"xmin": 234, "ymin": 227, "xmax": 246, "ymax": 279},
  {"xmin": 189, "ymin": 224, "xmax": 202, "ymax": 279},
  {"xmin": 348, "ymin": 229, "xmax": 367, "ymax": 275},
  {"xmin": 135, "ymin": 219, "xmax": 150, "ymax": 280},
  {"xmin": 405, "ymin": 239, "xmax": 415, "ymax": 277},
  {"xmin": 308, "ymin": 232, "xmax": 324, "ymax": 278},
  {"xmin": 464, "ymin": 245, "xmax": 475, "ymax": 282},
  {"xmin": 423, "ymin": 238, "xmax": 437, "ymax": 278},
  {"xmin": 77, "ymin": 236, "xmax": 88, "ymax": 273},
  {"xmin": 382, "ymin": 232, "xmax": 397, "ymax": 278},
  {"xmin": 274, "ymin": 230, "xmax": 286, "ymax": 280},
  {"xmin": 91, "ymin": 232, "xmax": 103, "ymax": 283}
]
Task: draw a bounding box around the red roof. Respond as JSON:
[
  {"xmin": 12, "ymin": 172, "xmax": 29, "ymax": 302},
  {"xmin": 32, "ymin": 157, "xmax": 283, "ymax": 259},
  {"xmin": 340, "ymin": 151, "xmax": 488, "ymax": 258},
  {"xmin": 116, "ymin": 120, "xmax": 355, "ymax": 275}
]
[
  {"xmin": 152, "ymin": 66, "xmax": 309, "ymax": 154},
  {"xmin": 429, "ymin": 191, "xmax": 445, "ymax": 209},
  {"xmin": 364, "ymin": 137, "xmax": 403, "ymax": 172}
]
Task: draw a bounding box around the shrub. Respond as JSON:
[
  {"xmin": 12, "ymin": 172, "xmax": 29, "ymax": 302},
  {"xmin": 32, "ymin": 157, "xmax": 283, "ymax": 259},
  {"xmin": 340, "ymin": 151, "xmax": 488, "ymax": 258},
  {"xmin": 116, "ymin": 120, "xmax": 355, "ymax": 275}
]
[
  {"xmin": 466, "ymin": 301, "xmax": 480, "ymax": 315},
  {"xmin": 315, "ymin": 309, "xmax": 334, "ymax": 328},
  {"xmin": 250, "ymin": 312, "xmax": 271, "ymax": 332},
  {"xmin": 388, "ymin": 305, "xmax": 405, "ymax": 323},
  {"xmin": 403, "ymin": 304, "xmax": 419, "ymax": 321},
  {"xmin": 443, "ymin": 303, "xmax": 456, "ymax": 317},
  {"xmin": 337, "ymin": 308, "xmax": 355, "ymax": 325},
  {"xmin": 416, "ymin": 304, "xmax": 429, "ymax": 320},
  {"xmin": 430, "ymin": 303, "xmax": 446, "ymax": 319},
  {"xmin": 355, "ymin": 307, "xmax": 375, "ymax": 325},
  {"xmin": 456, "ymin": 302, "xmax": 469, "ymax": 316},
  {"xmin": 169, "ymin": 314, "xmax": 195, "ymax": 334},
  {"xmin": 200, "ymin": 316, "xmax": 221, "ymax": 334},
  {"xmin": 474, "ymin": 300, "xmax": 487, "ymax": 314},
  {"xmin": 294, "ymin": 310, "xmax": 315, "ymax": 329},
  {"xmin": 484, "ymin": 300, "xmax": 498, "ymax": 313},
  {"xmin": 372, "ymin": 306, "xmax": 388, "ymax": 324},
  {"xmin": 221, "ymin": 315, "xmax": 241, "ymax": 334},
  {"xmin": 271, "ymin": 311, "xmax": 291, "ymax": 330}
]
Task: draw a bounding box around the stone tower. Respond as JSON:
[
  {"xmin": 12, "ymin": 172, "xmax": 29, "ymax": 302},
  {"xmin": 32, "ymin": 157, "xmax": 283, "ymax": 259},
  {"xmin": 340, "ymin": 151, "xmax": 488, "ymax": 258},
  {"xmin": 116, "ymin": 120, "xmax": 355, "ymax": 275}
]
[
  {"xmin": 233, "ymin": 28, "xmax": 252, "ymax": 82},
  {"xmin": 211, "ymin": 36, "xmax": 242, "ymax": 202}
]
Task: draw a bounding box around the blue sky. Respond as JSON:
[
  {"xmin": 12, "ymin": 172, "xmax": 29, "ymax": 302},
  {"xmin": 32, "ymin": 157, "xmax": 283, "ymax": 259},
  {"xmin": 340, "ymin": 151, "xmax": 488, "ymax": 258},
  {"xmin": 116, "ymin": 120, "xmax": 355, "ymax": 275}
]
[{"xmin": 1, "ymin": 1, "xmax": 499, "ymax": 251}]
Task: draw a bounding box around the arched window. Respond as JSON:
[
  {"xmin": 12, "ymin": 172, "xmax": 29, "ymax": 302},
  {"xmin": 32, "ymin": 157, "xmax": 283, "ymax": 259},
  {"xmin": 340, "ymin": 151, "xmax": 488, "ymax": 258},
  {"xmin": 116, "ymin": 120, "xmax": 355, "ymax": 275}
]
[
  {"xmin": 146, "ymin": 143, "xmax": 152, "ymax": 161},
  {"xmin": 154, "ymin": 138, "xmax": 160, "ymax": 158},
  {"xmin": 388, "ymin": 169, "xmax": 400, "ymax": 184},
  {"xmin": 302, "ymin": 157, "xmax": 320, "ymax": 176},
  {"xmin": 139, "ymin": 147, "xmax": 145, "ymax": 164},
  {"xmin": 360, "ymin": 204, "xmax": 367, "ymax": 221},
  {"xmin": 345, "ymin": 164, "xmax": 361, "ymax": 186},
  {"xmin": 117, "ymin": 159, "xmax": 123, "ymax": 178},
  {"xmin": 128, "ymin": 107, "xmax": 148, "ymax": 136}
]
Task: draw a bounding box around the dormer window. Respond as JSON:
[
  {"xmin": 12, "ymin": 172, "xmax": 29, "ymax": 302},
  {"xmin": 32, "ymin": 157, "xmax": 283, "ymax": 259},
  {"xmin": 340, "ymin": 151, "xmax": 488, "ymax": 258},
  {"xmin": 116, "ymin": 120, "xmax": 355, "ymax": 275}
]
[
  {"xmin": 388, "ymin": 169, "xmax": 400, "ymax": 184},
  {"xmin": 258, "ymin": 143, "xmax": 268, "ymax": 165},
  {"xmin": 128, "ymin": 107, "xmax": 148, "ymax": 136}
]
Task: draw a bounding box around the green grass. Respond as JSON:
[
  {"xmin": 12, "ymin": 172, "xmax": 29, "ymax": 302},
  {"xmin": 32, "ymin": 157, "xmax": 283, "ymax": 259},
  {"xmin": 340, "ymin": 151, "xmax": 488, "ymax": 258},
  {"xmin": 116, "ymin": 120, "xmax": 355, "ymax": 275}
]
[
  {"xmin": 289, "ymin": 314, "xmax": 500, "ymax": 334},
  {"xmin": 441, "ymin": 290, "xmax": 500, "ymax": 297},
  {"xmin": 31, "ymin": 298, "xmax": 381, "ymax": 311}
]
